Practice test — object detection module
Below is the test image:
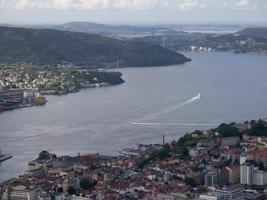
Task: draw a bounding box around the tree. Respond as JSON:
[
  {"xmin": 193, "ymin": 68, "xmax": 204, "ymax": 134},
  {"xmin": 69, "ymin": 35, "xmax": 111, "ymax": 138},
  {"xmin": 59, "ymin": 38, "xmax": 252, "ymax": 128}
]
[
  {"xmin": 185, "ymin": 177, "xmax": 198, "ymax": 187},
  {"xmin": 214, "ymin": 123, "xmax": 240, "ymax": 137},
  {"xmin": 67, "ymin": 186, "xmax": 76, "ymax": 195},
  {"xmin": 258, "ymin": 161, "xmax": 265, "ymax": 171},
  {"xmin": 246, "ymin": 119, "xmax": 267, "ymax": 136},
  {"xmin": 80, "ymin": 178, "xmax": 97, "ymax": 190},
  {"xmin": 57, "ymin": 187, "xmax": 63, "ymax": 194},
  {"xmin": 179, "ymin": 146, "xmax": 189, "ymax": 160}
]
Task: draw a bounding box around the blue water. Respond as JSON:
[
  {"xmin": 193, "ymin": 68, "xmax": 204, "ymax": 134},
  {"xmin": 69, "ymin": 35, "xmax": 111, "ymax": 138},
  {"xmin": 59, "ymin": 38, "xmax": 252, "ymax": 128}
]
[{"xmin": 0, "ymin": 52, "xmax": 267, "ymax": 182}]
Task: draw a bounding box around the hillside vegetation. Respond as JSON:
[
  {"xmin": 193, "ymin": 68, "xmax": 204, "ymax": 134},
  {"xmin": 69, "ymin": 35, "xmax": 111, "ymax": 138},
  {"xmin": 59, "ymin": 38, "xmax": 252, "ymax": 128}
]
[
  {"xmin": 237, "ymin": 27, "xmax": 267, "ymax": 38},
  {"xmin": 0, "ymin": 26, "xmax": 190, "ymax": 68}
]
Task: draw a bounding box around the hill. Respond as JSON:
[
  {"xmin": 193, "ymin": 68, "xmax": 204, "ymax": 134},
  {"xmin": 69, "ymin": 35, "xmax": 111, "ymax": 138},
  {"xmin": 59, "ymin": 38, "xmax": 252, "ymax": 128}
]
[
  {"xmin": 0, "ymin": 26, "xmax": 190, "ymax": 68},
  {"xmin": 50, "ymin": 21, "xmax": 172, "ymax": 37},
  {"xmin": 237, "ymin": 27, "xmax": 267, "ymax": 38},
  {"xmin": 135, "ymin": 29, "xmax": 267, "ymax": 54}
]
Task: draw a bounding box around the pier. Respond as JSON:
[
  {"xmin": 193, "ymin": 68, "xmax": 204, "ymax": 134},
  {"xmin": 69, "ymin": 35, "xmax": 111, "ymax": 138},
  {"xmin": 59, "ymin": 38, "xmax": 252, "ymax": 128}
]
[{"xmin": 0, "ymin": 149, "xmax": 12, "ymax": 162}]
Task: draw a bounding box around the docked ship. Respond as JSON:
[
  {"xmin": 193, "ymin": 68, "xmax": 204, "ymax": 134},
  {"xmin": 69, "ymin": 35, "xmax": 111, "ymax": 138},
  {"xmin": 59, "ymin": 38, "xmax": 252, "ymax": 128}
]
[
  {"xmin": 0, "ymin": 89, "xmax": 24, "ymax": 111},
  {"xmin": 34, "ymin": 96, "xmax": 48, "ymax": 105},
  {"xmin": 0, "ymin": 89, "xmax": 47, "ymax": 112}
]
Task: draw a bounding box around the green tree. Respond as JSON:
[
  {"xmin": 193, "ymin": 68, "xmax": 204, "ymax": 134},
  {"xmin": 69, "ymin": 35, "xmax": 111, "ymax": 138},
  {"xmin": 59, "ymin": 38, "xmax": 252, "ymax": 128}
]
[
  {"xmin": 215, "ymin": 123, "xmax": 240, "ymax": 137},
  {"xmin": 67, "ymin": 186, "xmax": 76, "ymax": 195},
  {"xmin": 185, "ymin": 177, "xmax": 198, "ymax": 187},
  {"xmin": 57, "ymin": 187, "xmax": 63, "ymax": 194},
  {"xmin": 80, "ymin": 178, "xmax": 97, "ymax": 190},
  {"xmin": 259, "ymin": 161, "xmax": 265, "ymax": 171}
]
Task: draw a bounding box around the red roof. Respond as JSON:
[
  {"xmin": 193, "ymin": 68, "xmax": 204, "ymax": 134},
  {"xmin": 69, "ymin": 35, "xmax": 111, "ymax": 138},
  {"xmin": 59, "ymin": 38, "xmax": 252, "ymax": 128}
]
[
  {"xmin": 80, "ymin": 154, "xmax": 93, "ymax": 162},
  {"xmin": 248, "ymin": 148, "xmax": 267, "ymax": 157}
]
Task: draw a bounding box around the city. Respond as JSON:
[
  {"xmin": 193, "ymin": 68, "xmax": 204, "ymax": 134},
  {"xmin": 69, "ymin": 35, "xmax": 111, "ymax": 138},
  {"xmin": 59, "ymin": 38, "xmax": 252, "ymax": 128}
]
[
  {"xmin": 1, "ymin": 119, "xmax": 266, "ymax": 199},
  {"xmin": 0, "ymin": 0, "xmax": 267, "ymax": 200}
]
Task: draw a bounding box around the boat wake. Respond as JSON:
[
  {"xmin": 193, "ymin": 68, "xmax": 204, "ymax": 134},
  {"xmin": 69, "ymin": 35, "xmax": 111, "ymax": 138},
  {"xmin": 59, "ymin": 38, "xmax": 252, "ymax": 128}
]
[
  {"xmin": 131, "ymin": 122, "xmax": 218, "ymax": 126},
  {"xmin": 135, "ymin": 94, "xmax": 201, "ymax": 122}
]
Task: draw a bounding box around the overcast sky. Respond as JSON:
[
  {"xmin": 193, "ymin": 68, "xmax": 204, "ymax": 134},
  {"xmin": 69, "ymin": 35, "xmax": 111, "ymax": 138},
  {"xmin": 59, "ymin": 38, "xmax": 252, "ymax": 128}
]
[{"xmin": 0, "ymin": 0, "xmax": 267, "ymax": 25}]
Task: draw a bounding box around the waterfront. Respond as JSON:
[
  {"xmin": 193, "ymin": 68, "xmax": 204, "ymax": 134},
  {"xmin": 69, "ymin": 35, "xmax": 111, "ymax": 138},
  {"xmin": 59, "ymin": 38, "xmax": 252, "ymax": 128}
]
[{"xmin": 0, "ymin": 52, "xmax": 267, "ymax": 182}]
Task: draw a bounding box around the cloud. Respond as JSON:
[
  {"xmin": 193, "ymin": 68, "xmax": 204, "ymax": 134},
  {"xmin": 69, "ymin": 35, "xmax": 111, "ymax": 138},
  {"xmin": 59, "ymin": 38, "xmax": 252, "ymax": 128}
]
[
  {"xmin": 235, "ymin": 0, "xmax": 249, "ymax": 7},
  {"xmin": 1, "ymin": 0, "xmax": 174, "ymax": 10},
  {"xmin": 234, "ymin": 0, "xmax": 256, "ymax": 9},
  {"xmin": 179, "ymin": 0, "xmax": 200, "ymax": 10},
  {"xmin": 1, "ymin": 0, "xmax": 208, "ymax": 11},
  {"xmin": 222, "ymin": 0, "xmax": 258, "ymax": 10}
]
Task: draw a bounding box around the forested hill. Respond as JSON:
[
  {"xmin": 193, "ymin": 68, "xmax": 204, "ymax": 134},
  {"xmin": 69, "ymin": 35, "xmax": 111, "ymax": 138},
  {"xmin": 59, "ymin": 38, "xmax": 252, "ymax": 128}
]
[
  {"xmin": 237, "ymin": 27, "xmax": 267, "ymax": 38},
  {"xmin": 0, "ymin": 26, "xmax": 190, "ymax": 68}
]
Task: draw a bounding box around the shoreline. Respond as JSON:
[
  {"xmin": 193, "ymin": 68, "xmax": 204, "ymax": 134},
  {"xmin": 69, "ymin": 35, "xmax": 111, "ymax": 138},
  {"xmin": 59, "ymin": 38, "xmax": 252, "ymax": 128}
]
[
  {"xmin": 0, "ymin": 82, "xmax": 124, "ymax": 114},
  {"xmin": 39, "ymin": 82, "xmax": 124, "ymax": 96}
]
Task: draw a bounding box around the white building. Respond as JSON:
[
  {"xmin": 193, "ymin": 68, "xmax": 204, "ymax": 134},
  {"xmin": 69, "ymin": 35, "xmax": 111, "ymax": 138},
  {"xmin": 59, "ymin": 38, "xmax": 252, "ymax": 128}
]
[
  {"xmin": 215, "ymin": 185, "xmax": 244, "ymax": 200},
  {"xmin": 240, "ymin": 161, "xmax": 267, "ymax": 186},
  {"xmin": 2, "ymin": 185, "xmax": 36, "ymax": 200},
  {"xmin": 199, "ymin": 192, "xmax": 224, "ymax": 200}
]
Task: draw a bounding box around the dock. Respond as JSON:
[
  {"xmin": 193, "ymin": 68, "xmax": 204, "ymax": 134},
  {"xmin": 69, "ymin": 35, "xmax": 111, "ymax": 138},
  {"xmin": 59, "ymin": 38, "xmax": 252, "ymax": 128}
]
[{"xmin": 0, "ymin": 154, "xmax": 12, "ymax": 162}]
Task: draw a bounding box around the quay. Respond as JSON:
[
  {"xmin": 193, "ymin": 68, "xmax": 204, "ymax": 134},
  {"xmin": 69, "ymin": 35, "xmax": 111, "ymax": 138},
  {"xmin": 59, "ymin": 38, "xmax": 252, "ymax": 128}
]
[{"xmin": 0, "ymin": 154, "xmax": 12, "ymax": 163}]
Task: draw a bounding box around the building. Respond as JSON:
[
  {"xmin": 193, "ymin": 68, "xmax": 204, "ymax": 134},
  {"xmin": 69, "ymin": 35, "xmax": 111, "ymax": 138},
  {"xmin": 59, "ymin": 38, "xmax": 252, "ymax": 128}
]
[
  {"xmin": 221, "ymin": 149, "xmax": 241, "ymax": 163},
  {"xmin": 0, "ymin": 89, "xmax": 24, "ymax": 103},
  {"xmin": 240, "ymin": 161, "xmax": 267, "ymax": 186},
  {"xmin": 189, "ymin": 147, "xmax": 198, "ymax": 158},
  {"xmin": 0, "ymin": 89, "xmax": 24, "ymax": 110},
  {"xmin": 221, "ymin": 137, "xmax": 240, "ymax": 149},
  {"xmin": 215, "ymin": 185, "xmax": 244, "ymax": 200},
  {"xmin": 199, "ymin": 192, "xmax": 224, "ymax": 200},
  {"xmin": 240, "ymin": 162, "xmax": 253, "ymax": 185},
  {"xmin": 247, "ymin": 148, "xmax": 267, "ymax": 168},
  {"xmin": 243, "ymin": 136, "xmax": 267, "ymax": 148},
  {"xmin": 205, "ymin": 169, "xmax": 219, "ymax": 187},
  {"xmin": 1, "ymin": 185, "xmax": 36, "ymax": 200},
  {"xmin": 27, "ymin": 151, "xmax": 58, "ymax": 175},
  {"xmin": 225, "ymin": 165, "xmax": 240, "ymax": 185},
  {"xmin": 243, "ymin": 192, "xmax": 266, "ymax": 200},
  {"xmin": 198, "ymin": 139, "xmax": 216, "ymax": 150}
]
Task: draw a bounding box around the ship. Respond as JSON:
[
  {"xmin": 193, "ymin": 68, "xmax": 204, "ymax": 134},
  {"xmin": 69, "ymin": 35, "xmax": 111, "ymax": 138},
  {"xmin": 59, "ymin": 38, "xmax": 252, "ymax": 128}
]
[{"xmin": 34, "ymin": 96, "xmax": 48, "ymax": 105}]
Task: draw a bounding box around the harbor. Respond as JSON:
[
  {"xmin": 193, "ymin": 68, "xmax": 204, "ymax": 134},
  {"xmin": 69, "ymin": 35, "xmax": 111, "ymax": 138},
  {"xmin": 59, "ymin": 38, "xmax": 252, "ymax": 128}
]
[{"xmin": 0, "ymin": 89, "xmax": 47, "ymax": 113}]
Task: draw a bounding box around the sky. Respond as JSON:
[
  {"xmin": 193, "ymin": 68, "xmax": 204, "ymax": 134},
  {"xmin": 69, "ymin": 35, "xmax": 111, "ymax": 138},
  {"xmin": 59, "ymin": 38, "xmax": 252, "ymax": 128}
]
[{"xmin": 0, "ymin": 0, "xmax": 267, "ymax": 25}]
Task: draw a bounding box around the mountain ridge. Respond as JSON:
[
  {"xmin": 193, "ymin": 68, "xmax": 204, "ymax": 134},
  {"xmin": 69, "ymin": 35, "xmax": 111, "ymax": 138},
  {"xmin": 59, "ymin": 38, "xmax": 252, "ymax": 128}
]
[{"xmin": 0, "ymin": 26, "xmax": 191, "ymax": 68}]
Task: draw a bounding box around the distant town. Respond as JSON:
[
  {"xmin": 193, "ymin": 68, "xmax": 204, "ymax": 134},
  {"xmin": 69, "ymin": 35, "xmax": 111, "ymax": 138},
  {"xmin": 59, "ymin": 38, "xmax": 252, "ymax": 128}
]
[
  {"xmin": 0, "ymin": 63, "xmax": 124, "ymax": 112},
  {"xmin": 1, "ymin": 119, "xmax": 267, "ymax": 200},
  {"xmin": 136, "ymin": 28, "xmax": 267, "ymax": 55}
]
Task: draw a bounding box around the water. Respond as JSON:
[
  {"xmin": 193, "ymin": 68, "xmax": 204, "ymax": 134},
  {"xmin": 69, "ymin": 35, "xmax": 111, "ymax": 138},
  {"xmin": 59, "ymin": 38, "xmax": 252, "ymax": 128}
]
[{"xmin": 0, "ymin": 52, "xmax": 267, "ymax": 182}]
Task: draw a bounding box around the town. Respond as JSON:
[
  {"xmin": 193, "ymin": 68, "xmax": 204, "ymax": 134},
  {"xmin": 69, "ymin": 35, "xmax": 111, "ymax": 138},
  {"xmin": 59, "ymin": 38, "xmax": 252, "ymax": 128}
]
[
  {"xmin": 0, "ymin": 63, "xmax": 124, "ymax": 112},
  {"xmin": 1, "ymin": 119, "xmax": 266, "ymax": 200}
]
